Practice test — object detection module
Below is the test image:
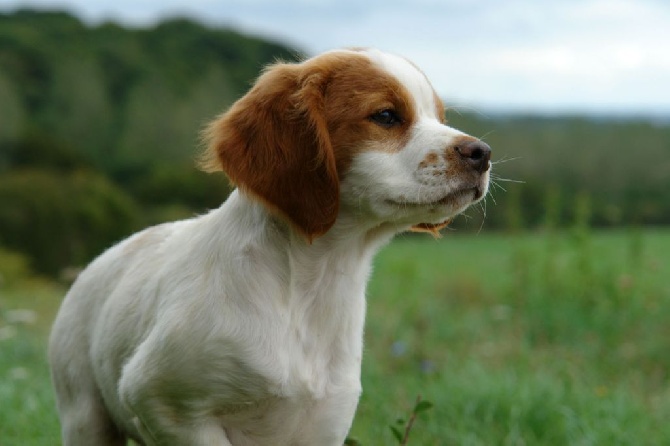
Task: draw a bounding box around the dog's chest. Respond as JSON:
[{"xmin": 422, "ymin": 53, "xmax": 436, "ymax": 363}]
[
  {"xmin": 218, "ymin": 275, "xmax": 367, "ymax": 444},
  {"xmin": 273, "ymin": 277, "xmax": 367, "ymax": 396}
]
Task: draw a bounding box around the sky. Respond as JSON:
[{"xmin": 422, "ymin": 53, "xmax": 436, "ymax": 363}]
[{"xmin": 3, "ymin": 0, "xmax": 670, "ymax": 117}]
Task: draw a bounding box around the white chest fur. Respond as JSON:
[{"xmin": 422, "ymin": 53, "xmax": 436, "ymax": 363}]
[{"xmin": 99, "ymin": 191, "xmax": 386, "ymax": 445}]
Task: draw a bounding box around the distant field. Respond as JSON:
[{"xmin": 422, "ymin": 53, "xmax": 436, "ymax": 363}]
[{"xmin": 1, "ymin": 228, "xmax": 669, "ymax": 445}]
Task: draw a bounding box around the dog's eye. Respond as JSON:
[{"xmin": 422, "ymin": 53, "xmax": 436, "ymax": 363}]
[{"xmin": 369, "ymin": 109, "xmax": 402, "ymax": 128}]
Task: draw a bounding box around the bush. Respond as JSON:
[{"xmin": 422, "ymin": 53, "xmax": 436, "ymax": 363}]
[
  {"xmin": 0, "ymin": 247, "xmax": 33, "ymax": 288},
  {"xmin": 1, "ymin": 129, "xmax": 90, "ymax": 173},
  {"xmin": 0, "ymin": 169, "xmax": 142, "ymax": 275},
  {"xmin": 125, "ymin": 163, "xmax": 232, "ymax": 212}
]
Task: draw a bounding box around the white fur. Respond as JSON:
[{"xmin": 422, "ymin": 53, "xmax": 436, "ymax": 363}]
[
  {"xmin": 364, "ymin": 48, "xmax": 436, "ymax": 118},
  {"xmin": 49, "ymin": 49, "xmax": 490, "ymax": 446}
]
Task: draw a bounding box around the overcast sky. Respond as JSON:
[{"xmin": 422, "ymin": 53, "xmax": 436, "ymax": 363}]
[{"xmin": 3, "ymin": 0, "xmax": 670, "ymax": 116}]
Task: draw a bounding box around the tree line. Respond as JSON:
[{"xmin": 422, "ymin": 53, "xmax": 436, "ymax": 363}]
[{"xmin": 0, "ymin": 9, "xmax": 668, "ymax": 276}]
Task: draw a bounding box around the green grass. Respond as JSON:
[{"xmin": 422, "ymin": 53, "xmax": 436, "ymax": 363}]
[
  {"xmin": 352, "ymin": 228, "xmax": 670, "ymax": 445},
  {"xmin": 1, "ymin": 228, "xmax": 669, "ymax": 445},
  {"xmin": 0, "ymin": 285, "xmax": 62, "ymax": 445}
]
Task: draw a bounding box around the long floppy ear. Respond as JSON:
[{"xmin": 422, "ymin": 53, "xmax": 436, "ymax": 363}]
[{"xmin": 200, "ymin": 62, "xmax": 338, "ymax": 241}]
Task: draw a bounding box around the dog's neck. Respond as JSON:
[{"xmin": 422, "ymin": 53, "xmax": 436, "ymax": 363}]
[
  {"xmin": 197, "ymin": 189, "xmax": 396, "ymax": 394},
  {"xmin": 211, "ymin": 188, "xmax": 397, "ymax": 261}
]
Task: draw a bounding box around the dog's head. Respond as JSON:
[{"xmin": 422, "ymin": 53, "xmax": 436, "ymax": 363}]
[{"xmin": 202, "ymin": 48, "xmax": 491, "ymax": 241}]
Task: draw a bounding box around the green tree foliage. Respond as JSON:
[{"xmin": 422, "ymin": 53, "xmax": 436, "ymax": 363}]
[
  {"xmin": 0, "ymin": 170, "xmax": 141, "ymax": 275},
  {"xmin": 0, "ymin": 70, "xmax": 24, "ymax": 148},
  {"xmin": 0, "ymin": 9, "xmax": 301, "ymax": 173},
  {"xmin": 3, "ymin": 128, "xmax": 90, "ymax": 172},
  {"xmin": 0, "ymin": 9, "xmax": 669, "ymax": 276},
  {"xmin": 447, "ymin": 112, "xmax": 670, "ymax": 229},
  {"xmin": 0, "ymin": 9, "xmax": 296, "ymax": 274}
]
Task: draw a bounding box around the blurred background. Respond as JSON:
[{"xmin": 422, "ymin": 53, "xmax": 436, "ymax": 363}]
[
  {"xmin": 0, "ymin": 1, "xmax": 669, "ymax": 444},
  {"xmin": 0, "ymin": 0, "xmax": 669, "ymax": 275}
]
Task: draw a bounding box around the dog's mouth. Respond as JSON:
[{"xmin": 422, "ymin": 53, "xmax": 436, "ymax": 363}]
[
  {"xmin": 384, "ymin": 186, "xmax": 480, "ymax": 209},
  {"xmin": 385, "ymin": 186, "xmax": 484, "ymax": 237}
]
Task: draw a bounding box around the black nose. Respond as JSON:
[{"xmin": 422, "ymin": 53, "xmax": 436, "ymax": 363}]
[{"xmin": 454, "ymin": 140, "xmax": 491, "ymax": 173}]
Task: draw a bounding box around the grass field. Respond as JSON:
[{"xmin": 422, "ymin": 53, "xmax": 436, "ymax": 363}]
[{"xmin": 1, "ymin": 228, "xmax": 669, "ymax": 445}]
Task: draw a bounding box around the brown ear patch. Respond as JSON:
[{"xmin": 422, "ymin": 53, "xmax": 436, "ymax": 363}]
[{"xmin": 200, "ymin": 62, "xmax": 339, "ymax": 241}]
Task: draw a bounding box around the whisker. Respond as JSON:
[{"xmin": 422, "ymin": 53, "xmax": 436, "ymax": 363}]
[
  {"xmin": 491, "ymin": 156, "xmax": 522, "ymax": 165},
  {"xmin": 488, "ymin": 177, "xmax": 506, "ymax": 191},
  {"xmin": 489, "ymin": 180, "xmax": 507, "ymax": 193},
  {"xmin": 477, "ymin": 130, "xmax": 496, "ymax": 141},
  {"xmin": 446, "ymin": 105, "xmax": 492, "ymax": 120},
  {"xmin": 476, "ymin": 199, "xmax": 487, "ymax": 234},
  {"xmin": 487, "ymin": 188, "xmax": 499, "ymax": 205},
  {"xmin": 490, "ymin": 176, "xmax": 525, "ymax": 184}
]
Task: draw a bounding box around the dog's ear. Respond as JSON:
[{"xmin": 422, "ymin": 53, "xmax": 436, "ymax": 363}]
[{"xmin": 201, "ymin": 62, "xmax": 338, "ymax": 241}]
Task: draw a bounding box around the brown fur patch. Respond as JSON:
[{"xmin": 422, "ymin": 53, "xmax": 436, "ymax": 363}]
[
  {"xmin": 418, "ymin": 152, "xmax": 439, "ymax": 169},
  {"xmin": 410, "ymin": 220, "xmax": 452, "ymax": 238}
]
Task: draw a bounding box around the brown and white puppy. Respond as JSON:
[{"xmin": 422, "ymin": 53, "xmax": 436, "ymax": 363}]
[{"xmin": 49, "ymin": 48, "xmax": 491, "ymax": 446}]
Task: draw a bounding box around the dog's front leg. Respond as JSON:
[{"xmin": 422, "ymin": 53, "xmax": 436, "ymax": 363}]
[
  {"xmin": 131, "ymin": 414, "xmax": 232, "ymax": 446},
  {"xmin": 118, "ymin": 343, "xmax": 234, "ymax": 446},
  {"xmin": 301, "ymin": 387, "xmax": 362, "ymax": 446}
]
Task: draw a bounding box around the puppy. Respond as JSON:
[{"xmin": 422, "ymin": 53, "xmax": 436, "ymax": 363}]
[{"xmin": 49, "ymin": 48, "xmax": 491, "ymax": 446}]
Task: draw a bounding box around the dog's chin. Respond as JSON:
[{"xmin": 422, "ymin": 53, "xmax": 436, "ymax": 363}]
[
  {"xmin": 389, "ymin": 185, "xmax": 486, "ymax": 236},
  {"xmin": 385, "ymin": 186, "xmax": 481, "ymax": 208}
]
